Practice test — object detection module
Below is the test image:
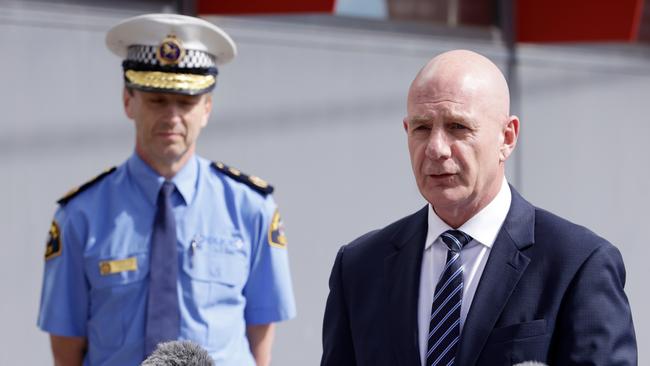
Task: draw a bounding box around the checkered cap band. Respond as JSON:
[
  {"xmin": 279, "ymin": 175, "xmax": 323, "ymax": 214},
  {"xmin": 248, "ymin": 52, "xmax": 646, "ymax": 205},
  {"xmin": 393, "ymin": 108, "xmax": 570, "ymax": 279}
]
[{"xmin": 126, "ymin": 45, "xmax": 216, "ymax": 69}]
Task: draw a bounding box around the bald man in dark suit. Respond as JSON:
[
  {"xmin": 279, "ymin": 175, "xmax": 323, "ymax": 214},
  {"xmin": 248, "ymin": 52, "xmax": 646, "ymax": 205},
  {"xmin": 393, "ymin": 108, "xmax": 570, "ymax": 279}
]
[{"xmin": 321, "ymin": 50, "xmax": 637, "ymax": 366}]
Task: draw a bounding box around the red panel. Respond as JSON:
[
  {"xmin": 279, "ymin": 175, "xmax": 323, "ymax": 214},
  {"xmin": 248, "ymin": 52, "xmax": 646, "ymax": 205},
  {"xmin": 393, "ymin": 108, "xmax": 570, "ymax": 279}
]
[
  {"xmin": 516, "ymin": 0, "xmax": 645, "ymax": 42},
  {"xmin": 197, "ymin": 0, "xmax": 336, "ymax": 15}
]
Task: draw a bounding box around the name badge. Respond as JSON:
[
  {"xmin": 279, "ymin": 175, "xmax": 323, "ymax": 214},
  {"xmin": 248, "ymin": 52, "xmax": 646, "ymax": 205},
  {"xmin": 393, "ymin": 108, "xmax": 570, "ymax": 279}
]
[{"xmin": 99, "ymin": 257, "xmax": 138, "ymax": 275}]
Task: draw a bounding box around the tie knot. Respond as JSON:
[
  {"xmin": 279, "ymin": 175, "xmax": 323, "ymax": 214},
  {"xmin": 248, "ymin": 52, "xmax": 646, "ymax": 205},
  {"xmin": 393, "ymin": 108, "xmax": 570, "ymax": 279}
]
[
  {"xmin": 440, "ymin": 230, "xmax": 472, "ymax": 253},
  {"xmin": 160, "ymin": 181, "xmax": 175, "ymax": 197}
]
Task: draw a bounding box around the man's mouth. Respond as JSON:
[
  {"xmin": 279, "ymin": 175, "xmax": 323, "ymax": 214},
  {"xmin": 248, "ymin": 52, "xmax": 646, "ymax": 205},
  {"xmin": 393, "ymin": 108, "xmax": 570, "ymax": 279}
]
[
  {"xmin": 427, "ymin": 173, "xmax": 458, "ymax": 183},
  {"xmin": 428, "ymin": 172, "xmax": 456, "ymax": 177}
]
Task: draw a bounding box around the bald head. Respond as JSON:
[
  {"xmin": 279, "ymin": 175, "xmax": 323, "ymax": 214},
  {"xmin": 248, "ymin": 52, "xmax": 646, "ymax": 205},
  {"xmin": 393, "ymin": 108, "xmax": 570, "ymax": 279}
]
[
  {"xmin": 403, "ymin": 50, "xmax": 519, "ymax": 228},
  {"xmin": 408, "ymin": 50, "xmax": 511, "ymax": 122}
]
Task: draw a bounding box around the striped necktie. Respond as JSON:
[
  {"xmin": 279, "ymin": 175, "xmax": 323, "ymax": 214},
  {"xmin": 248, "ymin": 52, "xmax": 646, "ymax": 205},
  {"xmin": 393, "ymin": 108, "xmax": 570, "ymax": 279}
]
[
  {"xmin": 426, "ymin": 230, "xmax": 472, "ymax": 366},
  {"xmin": 145, "ymin": 181, "xmax": 180, "ymax": 356}
]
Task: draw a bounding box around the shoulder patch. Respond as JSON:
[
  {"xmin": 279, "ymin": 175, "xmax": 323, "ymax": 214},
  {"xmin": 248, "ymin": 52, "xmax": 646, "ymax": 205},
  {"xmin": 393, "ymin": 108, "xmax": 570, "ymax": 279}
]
[
  {"xmin": 211, "ymin": 161, "xmax": 274, "ymax": 195},
  {"xmin": 57, "ymin": 166, "xmax": 117, "ymax": 205},
  {"xmin": 45, "ymin": 220, "xmax": 62, "ymax": 261},
  {"xmin": 268, "ymin": 209, "xmax": 288, "ymax": 249}
]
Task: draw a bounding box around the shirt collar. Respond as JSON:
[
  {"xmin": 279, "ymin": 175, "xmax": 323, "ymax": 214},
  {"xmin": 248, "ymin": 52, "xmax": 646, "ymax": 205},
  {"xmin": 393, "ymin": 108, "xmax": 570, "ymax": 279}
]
[
  {"xmin": 425, "ymin": 178, "xmax": 512, "ymax": 250},
  {"xmin": 126, "ymin": 152, "xmax": 198, "ymax": 206}
]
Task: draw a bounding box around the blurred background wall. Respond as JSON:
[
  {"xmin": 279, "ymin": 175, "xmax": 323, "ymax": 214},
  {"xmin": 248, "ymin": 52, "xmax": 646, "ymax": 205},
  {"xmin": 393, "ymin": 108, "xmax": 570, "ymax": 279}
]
[{"xmin": 1, "ymin": 0, "xmax": 649, "ymax": 364}]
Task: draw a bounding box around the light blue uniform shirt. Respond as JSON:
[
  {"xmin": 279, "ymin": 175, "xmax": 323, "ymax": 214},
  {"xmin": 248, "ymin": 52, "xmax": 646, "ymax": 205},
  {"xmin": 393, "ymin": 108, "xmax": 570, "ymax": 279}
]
[{"xmin": 38, "ymin": 153, "xmax": 296, "ymax": 365}]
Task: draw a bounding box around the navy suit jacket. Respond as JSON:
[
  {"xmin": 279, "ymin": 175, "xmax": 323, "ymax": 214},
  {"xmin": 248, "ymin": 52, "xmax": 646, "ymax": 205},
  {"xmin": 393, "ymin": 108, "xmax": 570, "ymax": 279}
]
[{"xmin": 321, "ymin": 187, "xmax": 637, "ymax": 365}]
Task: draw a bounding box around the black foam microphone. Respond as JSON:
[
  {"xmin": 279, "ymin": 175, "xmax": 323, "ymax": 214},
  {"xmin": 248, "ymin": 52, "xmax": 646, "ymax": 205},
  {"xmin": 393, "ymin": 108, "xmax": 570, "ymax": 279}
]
[{"xmin": 140, "ymin": 340, "xmax": 214, "ymax": 366}]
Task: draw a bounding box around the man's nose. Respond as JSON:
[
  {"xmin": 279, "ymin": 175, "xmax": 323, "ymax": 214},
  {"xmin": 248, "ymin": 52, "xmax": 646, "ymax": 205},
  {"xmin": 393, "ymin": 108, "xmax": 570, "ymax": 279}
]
[
  {"xmin": 162, "ymin": 103, "xmax": 183, "ymax": 122},
  {"xmin": 425, "ymin": 130, "xmax": 451, "ymax": 160}
]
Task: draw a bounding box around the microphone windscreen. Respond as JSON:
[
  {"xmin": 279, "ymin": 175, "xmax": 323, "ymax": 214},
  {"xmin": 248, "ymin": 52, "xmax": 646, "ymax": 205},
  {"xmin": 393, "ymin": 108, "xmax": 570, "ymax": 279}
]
[{"xmin": 141, "ymin": 340, "xmax": 214, "ymax": 366}]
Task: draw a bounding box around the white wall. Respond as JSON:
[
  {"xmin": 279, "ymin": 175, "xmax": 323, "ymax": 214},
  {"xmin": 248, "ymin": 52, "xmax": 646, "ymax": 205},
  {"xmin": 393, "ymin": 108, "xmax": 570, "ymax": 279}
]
[{"xmin": 1, "ymin": 1, "xmax": 648, "ymax": 364}]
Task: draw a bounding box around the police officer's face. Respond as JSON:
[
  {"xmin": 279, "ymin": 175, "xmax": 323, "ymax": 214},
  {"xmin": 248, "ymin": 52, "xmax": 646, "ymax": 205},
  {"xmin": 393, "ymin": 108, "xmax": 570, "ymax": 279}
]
[{"xmin": 124, "ymin": 89, "xmax": 212, "ymax": 167}]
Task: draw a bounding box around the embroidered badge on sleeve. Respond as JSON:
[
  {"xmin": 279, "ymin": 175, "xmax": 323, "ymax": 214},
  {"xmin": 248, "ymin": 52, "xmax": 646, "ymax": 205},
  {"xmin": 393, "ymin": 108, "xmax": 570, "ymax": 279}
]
[
  {"xmin": 268, "ymin": 209, "xmax": 288, "ymax": 249},
  {"xmin": 45, "ymin": 220, "xmax": 62, "ymax": 261}
]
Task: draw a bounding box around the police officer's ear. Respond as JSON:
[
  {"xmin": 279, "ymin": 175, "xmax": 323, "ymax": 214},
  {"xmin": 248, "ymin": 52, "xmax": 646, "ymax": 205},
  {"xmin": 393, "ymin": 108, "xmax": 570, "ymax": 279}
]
[
  {"xmin": 123, "ymin": 87, "xmax": 136, "ymax": 119},
  {"xmin": 201, "ymin": 94, "xmax": 213, "ymax": 128}
]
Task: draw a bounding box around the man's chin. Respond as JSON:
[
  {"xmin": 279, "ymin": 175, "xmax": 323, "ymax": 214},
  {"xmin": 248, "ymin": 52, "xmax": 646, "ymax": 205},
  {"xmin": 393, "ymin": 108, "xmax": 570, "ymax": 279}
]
[
  {"xmin": 421, "ymin": 187, "xmax": 468, "ymax": 208},
  {"xmin": 149, "ymin": 146, "xmax": 191, "ymax": 165}
]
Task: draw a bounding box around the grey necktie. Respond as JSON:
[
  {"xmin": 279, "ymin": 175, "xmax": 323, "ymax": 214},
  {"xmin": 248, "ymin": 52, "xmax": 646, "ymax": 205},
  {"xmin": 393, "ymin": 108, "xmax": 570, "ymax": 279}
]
[{"xmin": 144, "ymin": 181, "xmax": 180, "ymax": 357}]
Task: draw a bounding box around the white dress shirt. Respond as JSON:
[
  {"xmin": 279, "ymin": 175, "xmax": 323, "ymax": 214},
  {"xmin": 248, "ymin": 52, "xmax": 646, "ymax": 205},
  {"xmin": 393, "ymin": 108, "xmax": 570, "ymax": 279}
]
[{"xmin": 418, "ymin": 178, "xmax": 512, "ymax": 365}]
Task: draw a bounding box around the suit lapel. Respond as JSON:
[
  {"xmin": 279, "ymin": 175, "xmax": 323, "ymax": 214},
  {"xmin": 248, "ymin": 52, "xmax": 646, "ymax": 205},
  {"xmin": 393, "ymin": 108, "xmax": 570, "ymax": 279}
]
[
  {"xmin": 385, "ymin": 206, "xmax": 428, "ymax": 366},
  {"xmin": 456, "ymin": 186, "xmax": 536, "ymax": 366}
]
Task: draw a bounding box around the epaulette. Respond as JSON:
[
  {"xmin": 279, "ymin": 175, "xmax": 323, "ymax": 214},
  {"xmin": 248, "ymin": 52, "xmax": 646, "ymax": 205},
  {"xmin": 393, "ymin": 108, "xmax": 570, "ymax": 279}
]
[
  {"xmin": 211, "ymin": 161, "xmax": 274, "ymax": 195},
  {"xmin": 57, "ymin": 167, "xmax": 117, "ymax": 205}
]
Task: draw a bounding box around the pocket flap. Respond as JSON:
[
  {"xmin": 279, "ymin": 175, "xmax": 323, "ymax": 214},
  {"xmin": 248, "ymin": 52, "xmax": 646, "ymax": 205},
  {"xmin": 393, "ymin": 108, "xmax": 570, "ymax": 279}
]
[
  {"xmin": 488, "ymin": 319, "xmax": 547, "ymax": 343},
  {"xmin": 182, "ymin": 237, "xmax": 248, "ymax": 286}
]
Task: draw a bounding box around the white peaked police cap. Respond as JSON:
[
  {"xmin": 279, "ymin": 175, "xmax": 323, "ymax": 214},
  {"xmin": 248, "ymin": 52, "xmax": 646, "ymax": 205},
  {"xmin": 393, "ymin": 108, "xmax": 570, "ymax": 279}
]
[{"xmin": 105, "ymin": 13, "xmax": 237, "ymax": 95}]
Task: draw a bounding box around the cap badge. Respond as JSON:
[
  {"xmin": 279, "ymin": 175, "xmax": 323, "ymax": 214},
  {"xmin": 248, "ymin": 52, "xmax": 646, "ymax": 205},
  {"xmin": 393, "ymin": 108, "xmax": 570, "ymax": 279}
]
[{"xmin": 156, "ymin": 34, "xmax": 185, "ymax": 66}]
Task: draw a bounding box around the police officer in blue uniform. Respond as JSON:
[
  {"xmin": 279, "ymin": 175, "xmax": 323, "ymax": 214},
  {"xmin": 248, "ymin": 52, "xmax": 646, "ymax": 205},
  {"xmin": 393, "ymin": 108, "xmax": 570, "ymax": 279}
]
[{"xmin": 37, "ymin": 14, "xmax": 296, "ymax": 366}]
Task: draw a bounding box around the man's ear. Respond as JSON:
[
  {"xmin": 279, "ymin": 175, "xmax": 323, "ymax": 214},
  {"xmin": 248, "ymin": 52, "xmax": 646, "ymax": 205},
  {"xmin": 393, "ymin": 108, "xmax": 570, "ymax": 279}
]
[
  {"xmin": 123, "ymin": 88, "xmax": 134, "ymax": 119},
  {"xmin": 499, "ymin": 115, "xmax": 519, "ymax": 162},
  {"xmin": 201, "ymin": 94, "xmax": 213, "ymax": 128}
]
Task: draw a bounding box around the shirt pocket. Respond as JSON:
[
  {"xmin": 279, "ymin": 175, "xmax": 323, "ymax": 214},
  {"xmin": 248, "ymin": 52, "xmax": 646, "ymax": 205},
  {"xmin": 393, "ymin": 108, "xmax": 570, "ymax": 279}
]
[
  {"xmin": 182, "ymin": 235, "xmax": 249, "ymax": 288},
  {"xmin": 85, "ymin": 252, "xmax": 149, "ymax": 349}
]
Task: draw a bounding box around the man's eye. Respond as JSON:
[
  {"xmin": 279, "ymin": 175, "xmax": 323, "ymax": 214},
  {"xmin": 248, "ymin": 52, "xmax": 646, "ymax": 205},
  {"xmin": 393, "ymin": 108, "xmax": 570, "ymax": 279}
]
[
  {"xmin": 450, "ymin": 123, "xmax": 466, "ymax": 130},
  {"xmin": 413, "ymin": 125, "xmax": 431, "ymax": 132},
  {"xmin": 178, "ymin": 98, "xmax": 200, "ymax": 107}
]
